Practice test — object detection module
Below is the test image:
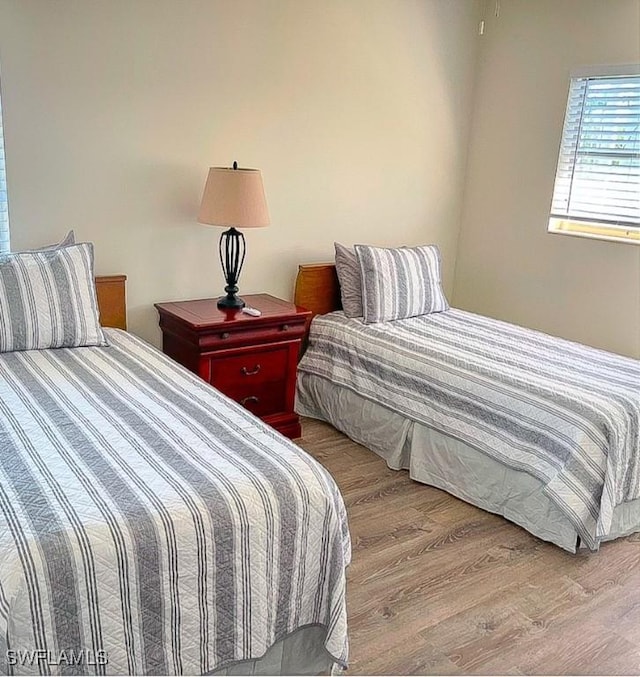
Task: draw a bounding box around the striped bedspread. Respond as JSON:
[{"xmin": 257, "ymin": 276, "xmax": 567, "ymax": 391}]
[
  {"xmin": 0, "ymin": 330, "xmax": 350, "ymax": 675},
  {"xmin": 298, "ymin": 310, "xmax": 640, "ymax": 550}
]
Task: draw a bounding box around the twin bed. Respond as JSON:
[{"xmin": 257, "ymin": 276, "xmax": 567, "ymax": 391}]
[
  {"xmin": 294, "ymin": 260, "xmax": 640, "ymax": 554},
  {"xmin": 0, "ymin": 258, "xmax": 350, "ymax": 676}
]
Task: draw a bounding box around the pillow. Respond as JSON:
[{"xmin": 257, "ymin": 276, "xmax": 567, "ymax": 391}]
[
  {"xmin": 0, "ymin": 242, "xmax": 107, "ymax": 352},
  {"xmin": 22, "ymin": 230, "xmax": 76, "ymax": 252},
  {"xmin": 334, "ymin": 242, "xmax": 410, "ymax": 317},
  {"xmin": 334, "ymin": 242, "xmax": 363, "ymax": 318},
  {"xmin": 44, "ymin": 229, "xmax": 75, "ymax": 249},
  {"xmin": 355, "ymin": 243, "xmax": 449, "ymax": 324}
]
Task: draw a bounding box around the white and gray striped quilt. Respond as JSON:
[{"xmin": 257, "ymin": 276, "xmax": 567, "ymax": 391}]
[
  {"xmin": 0, "ymin": 329, "xmax": 350, "ymax": 675},
  {"xmin": 298, "ymin": 310, "xmax": 640, "ymax": 550}
]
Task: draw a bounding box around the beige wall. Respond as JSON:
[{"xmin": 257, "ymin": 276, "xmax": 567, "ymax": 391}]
[
  {"xmin": 0, "ymin": 0, "xmax": 482, "ymax": 344},
  {"xmin": 453, "ymin": 0, "xmax": 640, "ymax": 358}
]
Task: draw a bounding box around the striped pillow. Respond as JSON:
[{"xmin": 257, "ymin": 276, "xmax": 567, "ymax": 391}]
[
  {"xmin": 334, "ymin": 242, "xmax": 363, "ymax": 318},
  {"xmin": 0, "ymin": 242, "xmax": 107, "ymax": 352},
  {"xmin": 355, "ymin": 244, "xmax": 449, "ymax": 324},
  {"xmin": 36, "ymin": 229, "xmax": 76, "ymax": 250}
]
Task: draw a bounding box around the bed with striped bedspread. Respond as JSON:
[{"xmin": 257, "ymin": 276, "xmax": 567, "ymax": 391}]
[
  {"xmin": 0, "ymin": 329, "xmax": 350, "ymax": 675},
  {"xmin": 298, "ymin": 309, "xmax": 640, "ymax": 550}
]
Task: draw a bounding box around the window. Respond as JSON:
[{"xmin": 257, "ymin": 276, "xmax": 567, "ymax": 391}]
[
  {"xmin": 0, "ymin": 85, "xmax": 9, "ymax": 254},
  {"xmin": 549, "ymin": 66, "xmax": 640, "ymax": 244}
]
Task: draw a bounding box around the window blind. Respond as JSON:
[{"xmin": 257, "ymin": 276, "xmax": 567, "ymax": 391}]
[
  {"xmin": 550, "ymin": 73, "xmax": 640, "ymax": 232},
  {"xmin": 0, "ymin": 91, "xmax": 9, "ymax": 254}
]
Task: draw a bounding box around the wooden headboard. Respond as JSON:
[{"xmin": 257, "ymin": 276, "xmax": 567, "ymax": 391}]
[
  {"xmin": 95, "ymin": 275, "xmax": 127, "ymax": 330},
  {"xmin": 294, "ymin": 263, "xmax": 341, "ymax": 318}
]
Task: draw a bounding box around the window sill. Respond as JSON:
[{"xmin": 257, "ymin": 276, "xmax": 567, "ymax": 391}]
[{"xmin": 548, "ymin": 219, "xmax": 640, "ymax": 246}]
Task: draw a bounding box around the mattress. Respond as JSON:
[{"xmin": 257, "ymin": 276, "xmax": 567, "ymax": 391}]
[
  {"xmin": 0, "ymin": 329, "xmax": 350, "ymax": 675},
  {"xmin": 297, "ymin": 309, "xmax": 640, "ymax": 550}
]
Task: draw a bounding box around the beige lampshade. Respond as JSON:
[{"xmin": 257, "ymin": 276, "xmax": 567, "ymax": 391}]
[{"xmin": 198, "ymin": 165, "xmax": 270, "ymax": 228}]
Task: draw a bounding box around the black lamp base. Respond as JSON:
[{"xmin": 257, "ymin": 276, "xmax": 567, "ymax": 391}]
[
  {"xmin": 217, "ymin": 293, "xmax": 245, "ymax": 309},
  {"xmin": 218, "ymin": 227, "xmax": 247, "ymax": 310}
]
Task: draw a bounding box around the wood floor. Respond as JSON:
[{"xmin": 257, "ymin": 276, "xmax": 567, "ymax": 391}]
[{"xmin": 297, "ymin": 417, "xmax": 640, "ymax": 676}]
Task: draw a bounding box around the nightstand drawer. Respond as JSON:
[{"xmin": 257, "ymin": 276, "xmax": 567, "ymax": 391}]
[
  {"xmin": 199, "ymin": 322, "xmax": 307, "ymax": 350},
  {"xmin": 207, "ymin": 344, "xmax": 290, "ymax": 390},
  {"xmin": 224, "ymin": 381, "xmax": 286, "ymax": 417}
]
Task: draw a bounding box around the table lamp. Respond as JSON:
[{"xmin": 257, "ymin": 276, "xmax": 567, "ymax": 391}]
[{"xmin": 197, "ymin": 161, "xmax": 270, "ymax": 308}]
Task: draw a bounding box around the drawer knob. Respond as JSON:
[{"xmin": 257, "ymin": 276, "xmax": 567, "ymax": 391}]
[
  {"xmin": 241, "ymin": 364, "xmax": 261, "ymax": 376},
  {"xmin": 240, "ymin": 395, "xmax": 260, "ymax": 406},
  {"xmin": 281, "ymin": 324, "xmax": 289, "ymax": 331},
  {"xmin": 221, "ymin": 332, "xmax": 230, "ymax": 339}
]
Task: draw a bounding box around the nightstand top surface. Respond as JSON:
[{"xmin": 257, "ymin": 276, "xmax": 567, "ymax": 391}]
[{"xmin": 155, "ymin": 293, "xmax": 310, "ymax": 329}]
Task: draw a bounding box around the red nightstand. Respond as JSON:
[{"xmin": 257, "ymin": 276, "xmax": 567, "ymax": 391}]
[{"xmin": 155, "ymin": 294, "xmax": 311, "ymax": 439}]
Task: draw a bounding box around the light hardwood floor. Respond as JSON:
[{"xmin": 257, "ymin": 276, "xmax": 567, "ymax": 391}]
[{"xmin": 297, "ymin": 417, "xmax": 640, "ymax": 675}]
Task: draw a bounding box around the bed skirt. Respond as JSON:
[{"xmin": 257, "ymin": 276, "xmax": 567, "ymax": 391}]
[{"xmin": 208, "ymin": 625, "xmax": 336, "ymax": 675}]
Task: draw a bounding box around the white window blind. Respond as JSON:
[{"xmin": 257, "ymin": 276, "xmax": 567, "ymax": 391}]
[
  {"xmin": 0, "ymin": 88, "xmax": 9, "ymax": 254},
  {"xmin": 549, "ymin": 70, "xmax": 640, "ymax": 243}
]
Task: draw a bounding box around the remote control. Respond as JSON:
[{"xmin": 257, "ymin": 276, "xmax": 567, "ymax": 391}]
[{"xmin": 242, "ymin": 307, "xmax": 262, "ymax": 317}]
